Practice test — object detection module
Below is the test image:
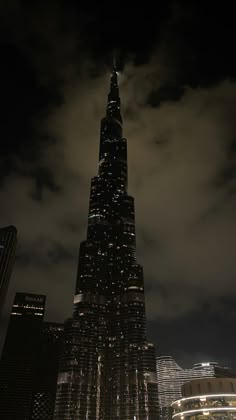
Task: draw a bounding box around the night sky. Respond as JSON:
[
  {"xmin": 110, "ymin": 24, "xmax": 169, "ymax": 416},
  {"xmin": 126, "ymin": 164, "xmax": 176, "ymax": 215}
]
[{"xmin": 1, "ymin": 1, "xmax": 236, "ymax": 368}]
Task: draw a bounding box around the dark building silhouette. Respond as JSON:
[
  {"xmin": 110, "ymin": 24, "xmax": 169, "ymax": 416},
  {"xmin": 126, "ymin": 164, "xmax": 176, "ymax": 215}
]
[
  {"xmin": 31, "ymin": 322, "xmax": 64, "ymax": 419},
  {"xmin": 54, "ymin": 68, "xmax": 159, "ymax": 419},
  {"xmin": 0, "ymin": 292, "xmax": 46, "ymax": 419},
  {"xmin": 0, "ymin": 225, "xmax": 17, "ymax": 317}
]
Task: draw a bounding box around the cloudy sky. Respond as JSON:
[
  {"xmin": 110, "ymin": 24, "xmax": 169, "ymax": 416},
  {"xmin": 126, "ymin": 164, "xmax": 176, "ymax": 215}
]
[{"xmin": 1, "ymin": 0, "xmax": 236, "ymax": 367}]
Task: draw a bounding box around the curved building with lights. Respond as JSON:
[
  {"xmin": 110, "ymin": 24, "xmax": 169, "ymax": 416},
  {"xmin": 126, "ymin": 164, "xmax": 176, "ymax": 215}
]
[
  {"xmin": 172, "ymin": 377, "xmax": 236, "ymax": 419},
  {"xmin": 156, "ymin": 357, "xmax": 232, "ymax": 419}
]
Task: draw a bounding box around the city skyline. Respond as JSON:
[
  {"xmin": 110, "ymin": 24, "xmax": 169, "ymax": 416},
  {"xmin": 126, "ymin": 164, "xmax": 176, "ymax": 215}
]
[
  {"xmin": 156, "ymin": 356, "xmax": 234, "ymax": 419},
  {"xmin": 0, "ymin": 1, "xmax": 236, "ymax": 369}
]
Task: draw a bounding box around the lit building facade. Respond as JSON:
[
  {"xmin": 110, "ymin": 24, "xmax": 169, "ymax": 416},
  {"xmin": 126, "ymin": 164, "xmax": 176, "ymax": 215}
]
[
  {"xmin": 0, "ymin": 292, "xmax": 46, "ymax": 419},
  {"xmin": 156, "ymin": 357, "xmax": 232, "ymax": 420},
  {"xmin": 172, "ymin": 377, "xmax": 236, "ymax": 419},
  {"xmin": 0, "ymin": 225, "xmax": 17, "ymax": 317},
  {"xmin": 54, "ymin": 68, "xmax": 159, "ymax": 419}
]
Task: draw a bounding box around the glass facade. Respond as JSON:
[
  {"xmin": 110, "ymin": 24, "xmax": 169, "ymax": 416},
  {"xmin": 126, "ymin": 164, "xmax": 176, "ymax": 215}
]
[
  {"xmin": 0, "ymin": 294, "xmax": 64, "ymax": 419},
  {"xmin": 30, "ymin": 322, "xmax": 64, "ymax": 419},
  {"xmin": 0, "ymin": 293, "xmax": 46, "ymax": 419},
  {"xmin": 0, "ymin": 225, "xmax": 17, "ymax": 317},
  {"xmin": 54, "ymin": 69, "xmax": 159, "ymax": 419}
]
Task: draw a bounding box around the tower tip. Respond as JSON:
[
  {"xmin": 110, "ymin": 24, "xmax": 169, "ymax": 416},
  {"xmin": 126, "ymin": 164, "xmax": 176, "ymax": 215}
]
[
  {"xmin": 112, "ymin": 50, "xmax": 117, "ymax": 70},
  {"xmin": 112, "ymin": 49, "xmax": 121, "ymax": 74}
]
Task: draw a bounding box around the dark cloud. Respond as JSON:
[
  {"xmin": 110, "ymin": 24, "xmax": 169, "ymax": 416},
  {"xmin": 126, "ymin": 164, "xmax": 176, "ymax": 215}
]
[{"xmin": 1, "ymin": 0, "xmax": 236, "ymax": 366}]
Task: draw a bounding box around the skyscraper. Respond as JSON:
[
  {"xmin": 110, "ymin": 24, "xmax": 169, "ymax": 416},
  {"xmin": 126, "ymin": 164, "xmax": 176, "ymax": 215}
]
[
  {"xmin": 0, "ymin": 292, "xmax": 46, "ymax": 419},
  {"xmin": 54, "ymin": 68, "xmax": 159, "ymax": 419},
  {"xmin": 0, "ymin": 225, "xmax": 17, "ymax": 317}
]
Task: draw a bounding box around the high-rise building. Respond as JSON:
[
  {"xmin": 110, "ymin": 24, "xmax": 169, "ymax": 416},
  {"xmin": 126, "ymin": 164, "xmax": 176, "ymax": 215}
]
[
  {"xmin": 157, "ymin": 356, "xmax": 188, "ymax": 420},
  {"xmin": 156, "ymin": 356, "xmax": 232, "ymax": 420},
  {"xmin": 0, "ymin": 225, "xmax": 17, "ymax": 317},
  {"xmin": 54, "ymin": 68, "xmax": 159, "ymax": 419},
  {"xmin": 0, "ymin": 292, "xmax": 46, "ymax": 419},
  {"xmin": 30, "ymin": 322, "xmax": 64, "ymax": 419},
  {"xmin": 192, "ymin": 362, "xmax": 234, "ymax": 378}
]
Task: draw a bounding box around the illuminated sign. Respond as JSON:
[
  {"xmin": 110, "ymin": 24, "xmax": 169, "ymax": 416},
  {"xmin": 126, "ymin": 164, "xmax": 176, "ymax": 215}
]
[{"xmin": 25, "ymin": 296, "xmax": 44, "ymax": 303}]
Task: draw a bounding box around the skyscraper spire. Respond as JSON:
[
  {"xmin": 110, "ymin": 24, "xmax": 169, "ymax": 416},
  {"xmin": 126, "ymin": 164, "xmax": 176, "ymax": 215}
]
[
  {"xmin": 106, "ymin": 65, "xmax": 122, "ymax": 123},
  {"xmin": 54, "ymin": 69, "xmax": 159, "ymax": 420},
  {"xmin": 112, "ymin": 50, "xmax": 117, "ymax": 70}
]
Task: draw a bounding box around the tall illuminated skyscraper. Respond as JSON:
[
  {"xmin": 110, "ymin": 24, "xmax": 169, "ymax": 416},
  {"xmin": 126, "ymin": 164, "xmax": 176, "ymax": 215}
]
[
  {"xmin": 54, "ymin": 68, "xmax": 159, "ymax": 419},
  {"xmin": 0, "ymin": 225, "xmax": 17, "ymax": 317}
]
